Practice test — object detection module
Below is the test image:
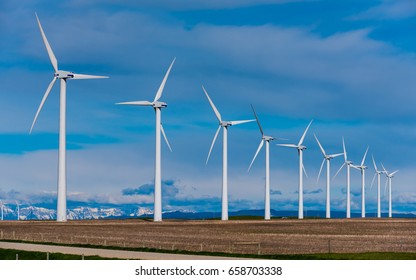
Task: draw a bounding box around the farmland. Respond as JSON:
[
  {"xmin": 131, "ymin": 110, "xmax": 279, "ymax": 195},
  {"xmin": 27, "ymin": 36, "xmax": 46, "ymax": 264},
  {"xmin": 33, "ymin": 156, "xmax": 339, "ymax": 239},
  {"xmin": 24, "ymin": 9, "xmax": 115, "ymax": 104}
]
[{"xmin": 0, "ymin": 218, "xmax": 415, "ymax": 256}]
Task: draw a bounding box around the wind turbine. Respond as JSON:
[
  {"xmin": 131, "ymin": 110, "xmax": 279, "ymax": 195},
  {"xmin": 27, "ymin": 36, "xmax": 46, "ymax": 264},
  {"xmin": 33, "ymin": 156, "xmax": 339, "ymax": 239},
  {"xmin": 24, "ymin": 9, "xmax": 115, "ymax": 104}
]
[
  {"xmin": 314, "ymin": 134, "xmax": 344, "ymax": 219},
  {"xmin": 370, "ymin": 155, "xmax": 383, "ymax": 218},
  {"xmin": 203, "ymin": 86, "xmax": 255, "ymax": 221},
  {"xmin": 31, "ymin": 14, "xmax": 108, "ymax": 222},
  {"xmin": 351, "ymin": 147, "xmax": 369, "ymax": 218},
  {"xmin": 334, "ymin": 137, "xmax": 354, "ymax": 218},
  {"xmin": 16, "ymin": 201, "xmax": 20, "ymax": 221},
  {"xmin": 247, "ymin": 105, "xmax": 283, "ymax": 220},
  {"xmin": 117, "ymin": 58, "xmax": 175, "ymax": 222},
  {"xmin": 277, "ymin": 120, "xmax": 313, "ymax": 219},
  {"xmin": 381, "ymin": 164, "xmax": 399, "ymax": 218},
  {"xmin": 0, "ymin": 200, "xmax": 3, "ymax": 221}
]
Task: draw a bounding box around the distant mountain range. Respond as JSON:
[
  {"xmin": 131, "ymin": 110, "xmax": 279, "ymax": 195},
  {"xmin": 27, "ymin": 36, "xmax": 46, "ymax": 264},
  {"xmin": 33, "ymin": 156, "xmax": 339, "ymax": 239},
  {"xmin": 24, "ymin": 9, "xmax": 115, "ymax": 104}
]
[{"xmin": 1, "ymin": 204, "xmax": 416, "ymax": 220}]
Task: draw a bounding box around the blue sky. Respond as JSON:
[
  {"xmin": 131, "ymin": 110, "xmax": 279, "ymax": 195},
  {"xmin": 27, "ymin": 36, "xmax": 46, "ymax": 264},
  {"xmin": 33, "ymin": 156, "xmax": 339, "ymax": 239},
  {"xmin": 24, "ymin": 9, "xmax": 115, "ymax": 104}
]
[{"xmin": 1, "ymin": 0, "xmax": 416, "ymax": 214}]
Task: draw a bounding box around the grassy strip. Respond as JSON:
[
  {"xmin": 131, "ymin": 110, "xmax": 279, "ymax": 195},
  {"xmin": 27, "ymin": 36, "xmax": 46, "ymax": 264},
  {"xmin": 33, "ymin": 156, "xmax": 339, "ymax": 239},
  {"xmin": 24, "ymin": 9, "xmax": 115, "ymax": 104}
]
[
  {"xmin": 0, "ymin": 247, "xmax": 119, "ymax": 260},
  {"xmin": 1, "ymin": 239, "xmax": 416, "ymax": 259}
]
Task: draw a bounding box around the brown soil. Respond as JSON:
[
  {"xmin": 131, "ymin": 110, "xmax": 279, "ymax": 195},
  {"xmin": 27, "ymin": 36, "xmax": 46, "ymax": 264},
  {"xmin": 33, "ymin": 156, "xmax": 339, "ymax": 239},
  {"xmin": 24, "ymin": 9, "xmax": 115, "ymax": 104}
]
[{"xmin": 0, "ymin": 218, "xmax": 415, "ymax": 255}]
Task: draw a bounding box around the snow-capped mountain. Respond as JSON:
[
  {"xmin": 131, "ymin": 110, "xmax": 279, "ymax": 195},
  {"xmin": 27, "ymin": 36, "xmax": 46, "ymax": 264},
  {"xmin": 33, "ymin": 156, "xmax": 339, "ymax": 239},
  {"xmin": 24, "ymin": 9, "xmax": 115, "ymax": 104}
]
[
  {"xmin": 20, "ymin": 206, "xmax": 55, "ymax": 220},
  {"xmin": 3, "ymin": 205, "xmax": 415, "ymax": 220},
  {"xmin": 130, "ymin": 207, "xmax": 153, "ymax": 217},
  {"xmin": 0, "ymin": 205, "xmax": 155, "ymax": 220},
  {"xmin": 67, "ymin": 207, "xmax": 124, "ymax": 220}
]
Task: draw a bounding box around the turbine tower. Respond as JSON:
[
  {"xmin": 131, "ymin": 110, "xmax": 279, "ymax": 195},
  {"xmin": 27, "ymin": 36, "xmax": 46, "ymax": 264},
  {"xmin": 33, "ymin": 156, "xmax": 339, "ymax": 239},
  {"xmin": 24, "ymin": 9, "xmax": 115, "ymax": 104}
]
[
  {"xmin": 203, "ymin": 86, "xmax": 255, "ymax": 221},
  {"xmin": 277, "ymin": 120, "xmax": 313, "ymax": 219},
  {"xmin": 314, "ymin": 134, "xmax": 344, "ymax": 219},
  {"xmin": 370, "ymin": 155, "xmax": 383, "ymax": 218},
  {"xmin": 117, "ymin": 58, "xmax": 175, "ymax": 222},
  {"xmin": 334, "ymin": 137, "xmax": 354, "ymax": 218},
  {"xmin": 248, "ymin": 105, "xmax": 282, "ymax": 220},
  {"xmin": 351, "ymin": 147, "xmax": 369, "ymax": 218},
  {"xmin": 0, "ymin": 200, "xmax": 3, "ymax": 221},
  {"xmin": 381, "ymin": 164, "xmax": 399, "ymax": 218},
  {"xmin": 31, "ymin": 14, "xmax": 108, "ymax": 222},
  {"xmin": 16, "ymin": 201, "xmax": 20, "ymax": 221}
]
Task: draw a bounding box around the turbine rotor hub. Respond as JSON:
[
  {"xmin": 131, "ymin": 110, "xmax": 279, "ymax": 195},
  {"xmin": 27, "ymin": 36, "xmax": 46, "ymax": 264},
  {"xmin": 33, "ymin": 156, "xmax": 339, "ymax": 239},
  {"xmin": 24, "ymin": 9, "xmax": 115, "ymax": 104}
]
[{"xmin": 263, "ymin": 135, "xmax": 274, "ymax": 141}]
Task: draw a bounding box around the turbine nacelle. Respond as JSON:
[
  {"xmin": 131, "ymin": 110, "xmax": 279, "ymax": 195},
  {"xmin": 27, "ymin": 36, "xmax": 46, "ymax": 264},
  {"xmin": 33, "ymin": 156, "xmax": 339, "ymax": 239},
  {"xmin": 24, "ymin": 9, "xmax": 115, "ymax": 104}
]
[
  {"xmin": 54, "ymin": 70, "xmax": 75, "ymax": 79},
  {"xmin": 263, "ymin": 135, "xmax": 274, "ymax": 141},
  {"xmin": 153, "ymin": 101, "xmax": 167, "ymax": 108},
  {"xmin": 298, "ymin": 145, "xmax": 307, "ymax": 151},
  {"xmin": 220, "ymin": 121, "xmax": 232, "ymax": 127},
  {"xmin": 352, "ymin": 164, "xmax": 367, "ymax": 170},
  {"xmin": 53, "ymin": 70, "xmax": 108, "ymax": 80}
]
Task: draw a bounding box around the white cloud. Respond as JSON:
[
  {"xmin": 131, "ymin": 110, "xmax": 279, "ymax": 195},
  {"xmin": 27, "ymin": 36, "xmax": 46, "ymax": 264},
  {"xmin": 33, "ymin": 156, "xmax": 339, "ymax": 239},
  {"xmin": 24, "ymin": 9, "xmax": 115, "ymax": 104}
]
[{"xmin": 351, "ymin": 0, "xmax": 416, "ymax": 20}]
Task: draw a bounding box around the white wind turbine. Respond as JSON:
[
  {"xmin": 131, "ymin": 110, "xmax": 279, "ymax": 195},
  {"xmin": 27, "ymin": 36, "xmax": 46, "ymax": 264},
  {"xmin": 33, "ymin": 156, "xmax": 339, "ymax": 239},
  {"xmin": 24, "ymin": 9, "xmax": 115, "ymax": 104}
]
[
  {"xmin": 351, "ymin": 147, "xmax": 369, "ymax": 218},
  {"xmin": 381, "ymin": 164, "xmax": 399, "ymax": 218},
  {"xmin": 277, "ymin": 120, "xmax": 313, "ymax": 219},
  {"xmin": 334, "ymin": 137, "xmax": 354, "ymax": 218},
  {"xmin": 30, "ymin": 14, "xmax": 108, "ymax": 222},
  {"xmin": 117, "ymin": 58, "xmax": 175, "ymax": 222},
  {"xmin": 0, "ymin": 200, "xmax": 3, "ymax": 221},
  {"xmin": 16, "ymin": 201, "xmax": 20, "ymax": 221},
  {"xmin": 247, "ymin": 105, "xmax": 283, "ymax": 220},
  {"xmin": 203, "ymin": 86, "xmax": 255, "ymax": 221},
  {"xmin": 370, "ymin": 155, "xmax": 383, "ymax": 218},
  {"xmin": 314, "ymin": 134, "xmax": 344, "ymax": 219}
]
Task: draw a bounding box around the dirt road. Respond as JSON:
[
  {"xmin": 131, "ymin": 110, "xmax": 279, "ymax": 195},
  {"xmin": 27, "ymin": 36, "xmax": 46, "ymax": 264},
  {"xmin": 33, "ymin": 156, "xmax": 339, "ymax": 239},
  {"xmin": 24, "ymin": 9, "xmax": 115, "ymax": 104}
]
[{"xmin": 0, "ymin": 241, "xmax": 248, "ymax": 260}]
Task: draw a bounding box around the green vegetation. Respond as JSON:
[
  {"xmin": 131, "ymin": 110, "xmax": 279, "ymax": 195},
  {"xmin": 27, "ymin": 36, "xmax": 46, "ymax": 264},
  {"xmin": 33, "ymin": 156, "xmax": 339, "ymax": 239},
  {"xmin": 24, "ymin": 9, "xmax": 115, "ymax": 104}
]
[{"xmin": 0, "ymin": 247, "xmax": 117, "ymax": 260}]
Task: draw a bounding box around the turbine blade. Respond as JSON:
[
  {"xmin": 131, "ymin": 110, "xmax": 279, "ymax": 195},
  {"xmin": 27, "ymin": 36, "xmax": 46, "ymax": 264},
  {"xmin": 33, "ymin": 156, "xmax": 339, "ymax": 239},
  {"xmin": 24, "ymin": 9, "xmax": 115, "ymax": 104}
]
[
  {"xmin": 372, "ymin": 154, "xmax": 378, "ymax": 172},
  {"xmin": 229, "ymin": 119, "xmax": 255, "ymax": 126},
  {"xmin": 248, "ymin": 140, "xmax": 264, "ymax": 172},
  {"xmin": 302, "ymin": 163, "xmax": 308, "ymax": 178},
  {"xmin": 350, "ymin": 164, "xmax": 360, "ymax": 170},
  {"xmin": 361, "ymin": 146, "xmax": 369, "ymax": 166},
  {"xmin": 202, "ymin": 86, "xmax": 222, "ymax": 122},
  {"xmin": 384, "ymin": 178, "xmax": 388, "ymax": 196},
  {"xmin": 316, "ymin": 158, "xmax": 325, "ymax": 185},
  {"xmin": 251, "ymin": 104, "xmax": 264, "ymax": 136},
  {"xmin": 116, "ymin": 101, "xmax": 153, "ymax": 106},
  {"xmin": 35, "ymin": 13, "xmax": 58, "ymax": 72},
  {"xmin": 391, "ymin": 170, "xmax": 399, "ymax": 176},
  {"xmin": 71, "ymin": 73, "xmax": 109, "ymax": 79},
  {"xmin": 314, "ymin": 134, "xmax": 326, "ymax": 156},
  {"xmin": 160, "ymin": 124, "xmax": 172, "ymax": 152},
  {"xmin": 206, "ymin": 126, "xmax": 221, "ymax": 165},
  {"xmin": 154, "ymin": 58, "xmax": 176, "ymax": 102},
  {"xmin": 370, "ymin": 173, "xmax": 377, "ymax": 191},
  {"xmin": 298, "ymin": 120, "xmax": 313, "ymax": 146},
  {"xmin": 381, "ymin": 163, "xmax": 387, "ymax": 174},
  {"xmin": 30, "ymin": 77, "xmax": 57, "ymax": 133},
  {"xmin": 333, "ymin": 162, "xmax": 346, "ymax": 180},
  {"xmin": 330, "ymin": 153, "xmax": 344, "ymax": 158},
  {"xmin": 277, "ymin": 143, "xmax": 298, "ymax": 148},
  {"xmin": 342, "ymin": 136, "xmax": 347, "ymax": 161}
]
